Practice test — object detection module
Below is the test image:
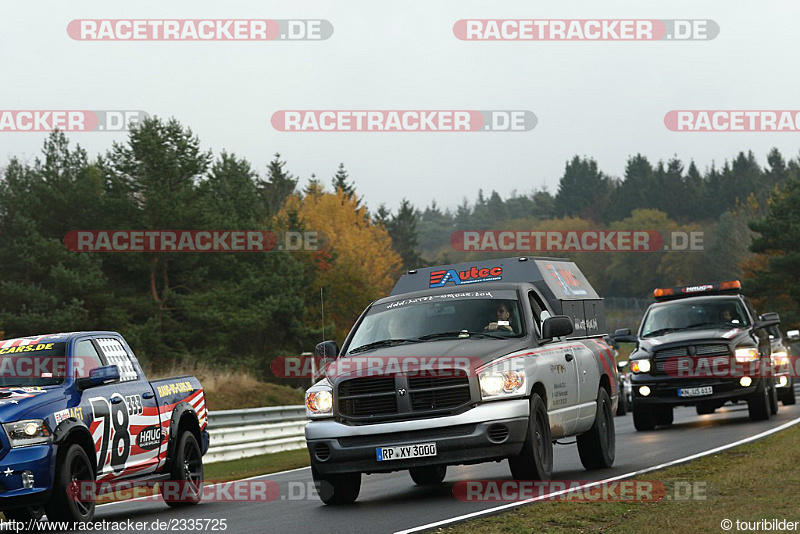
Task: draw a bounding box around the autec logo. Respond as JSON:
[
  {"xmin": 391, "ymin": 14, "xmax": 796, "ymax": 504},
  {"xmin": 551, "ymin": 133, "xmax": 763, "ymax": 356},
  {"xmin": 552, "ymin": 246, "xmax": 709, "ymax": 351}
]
[{"xmin": 429, "ymin": 266, "xmax": 503, "ymax": 288}]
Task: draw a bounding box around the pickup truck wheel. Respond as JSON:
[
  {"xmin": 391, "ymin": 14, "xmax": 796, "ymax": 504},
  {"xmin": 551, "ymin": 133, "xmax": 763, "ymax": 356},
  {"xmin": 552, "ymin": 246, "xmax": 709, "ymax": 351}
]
[
  {"xmin": 44, "ymin": 443, "xmax": 95, "ymax": 524},
  {"xmin": 615, "ymin": 391, "xmax": 626, "ymax": 416},
  {"xmin": 3, "ymin": 505, "xmax": 44, "ymax": 521},
  {"xmin": 312, "ymin": 465, "xmax": 361, "ymax": 505},
  {"xmin": 768, "ymin": 381, "xmax": 779, "ymax": 415},
  {"xmin": 163, "ymin": 432, "xmax": 204, "ymax": 507},
  {"xmin": 748, "ymin": 380, "xmax": 771, "ymax": 421},
  {"xmin": 696, "ymin": 404, "xmax": 716, "ymax": 415},
  {"xmin": 633, "ymin": 404, "xmax": 656, "ymax": 431},
  {"xmin": 655, "ymin": 406, "xmax": 673, "ymax": 426},
  {"xmin": 780, "ymin": 383, "xmax": 796, "ymax": 405},
  {"xmin": 508, "ymin": 393, "xmax": 552, "ymax": 480},
  {"xmin": 577, "ymin": 387, "xmax": 615, "ymax": 470},
  {"xmin": 409, "ymin": 465, "xmax": 447, "ymax": 486}
]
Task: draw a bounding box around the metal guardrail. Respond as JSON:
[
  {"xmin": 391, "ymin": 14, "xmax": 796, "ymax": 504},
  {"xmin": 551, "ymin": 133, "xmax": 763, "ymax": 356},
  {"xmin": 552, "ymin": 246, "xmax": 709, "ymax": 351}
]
[{"xmin": 205, "ymin": 405, "xmax": 307, "ymax": 464}]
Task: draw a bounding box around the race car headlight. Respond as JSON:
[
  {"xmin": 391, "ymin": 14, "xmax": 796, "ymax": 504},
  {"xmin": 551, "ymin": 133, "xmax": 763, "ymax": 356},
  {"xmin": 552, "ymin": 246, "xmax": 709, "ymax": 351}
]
[
  {"xmin": 305, "ymin": 387, "xmax": 334, "ymax": 418},
  {"xmin": 772, "ymin": 351, "xmax": 789, "ymax": 366},
  {"xmin": 479, "ymin": 360, "xmax": 525, "ymax": 400},
  {"xmin": 3, "ymin": 419, "xmax": 52, "ymax": 447},
  {"xmin": 735, "ymin": 347, "xmax": 759, "ymax": 363},
  {"xmin": 630, "ymin": 359, "xmax": 651, "ymax": 374}
]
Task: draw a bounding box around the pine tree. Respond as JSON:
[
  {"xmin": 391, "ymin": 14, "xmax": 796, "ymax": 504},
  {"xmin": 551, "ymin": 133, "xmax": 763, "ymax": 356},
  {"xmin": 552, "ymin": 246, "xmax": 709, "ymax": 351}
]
[
  {"xmin": 261, "ymin": 153, "xmax": 298, "ymax": 215},
  {"xmin": 387, "ymin": 199, "xmax": 422, "ymax": 270}
]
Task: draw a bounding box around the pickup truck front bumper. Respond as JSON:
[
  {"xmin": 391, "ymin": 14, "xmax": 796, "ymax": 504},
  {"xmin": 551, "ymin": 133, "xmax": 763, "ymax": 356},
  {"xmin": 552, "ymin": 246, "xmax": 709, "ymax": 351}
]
[
  {"xmin": 306, "ymin": 400, "xmax": 530, "ymax": 475},
  {"xmin": 630, "ymin": 376, "xmax": 766, "ymax": 407},
  {"xmin": 0, "ymin": 444, "xmax": 55, "ymax": 508}
]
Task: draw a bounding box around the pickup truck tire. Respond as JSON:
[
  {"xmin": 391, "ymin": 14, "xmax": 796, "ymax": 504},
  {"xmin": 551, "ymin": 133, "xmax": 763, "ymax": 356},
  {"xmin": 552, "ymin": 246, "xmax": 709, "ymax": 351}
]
[
  {"xmin": 655, "ymin": 406, "xmax": 673, "ymax": 426},
  {"xmin": 748, "ymin": 380, "xmax": 771, "ymax": 421},
  {"xmin": 615, "ymin": 391, "xmax": 627, "ymax": 416},
  {"xmin": 768, "ymin": 381, "xmax": 779, "ymax": 415},
  {"xmin": 312, "ymin": 465, "xmax": 361, "ymax": 505},
  {"xmin": 633, "ymin": 404, "xmax": 656, "ymax": 431},
  {"xmin": 163, "ymin": 432, "xmax": 204, "ymax": 507},
  {"xmin": 577, "ymin": 387, "xmax": 615, "ymax": 470},
  {"xmin": 509, "ymin": 393, "xmax": 553, "ymax": 480},
  {"xmin": 409, "ymin": 465, "xmax": 447, "ymax": 486},
  {"xmin": 3, "ymin": 505, "xmax": 44, "ymax": 521},
  {"xmin": 44, "ymin": 443, "xmax": 95, "ymax": 523},
  {"xmin": 780, "ymin": 383, "xmax": 796, "ymax": 405}
]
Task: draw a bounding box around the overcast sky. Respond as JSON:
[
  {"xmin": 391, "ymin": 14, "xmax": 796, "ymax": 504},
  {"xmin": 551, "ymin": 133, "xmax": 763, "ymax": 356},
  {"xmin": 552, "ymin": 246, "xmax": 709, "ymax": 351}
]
[{"xmin": 2, "ymin": 1, "xmax": 799, "ymax": 211}]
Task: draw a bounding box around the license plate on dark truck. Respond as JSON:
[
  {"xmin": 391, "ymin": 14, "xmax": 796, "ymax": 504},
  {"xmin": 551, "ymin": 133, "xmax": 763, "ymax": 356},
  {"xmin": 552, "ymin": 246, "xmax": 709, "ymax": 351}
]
[
  {"xmin": 376, "ymin": 442, "xmax": 437, "ymax": 461},
  {"xmin": 678, "ymin": 386, "xmax": 713, "ymax": 397}
]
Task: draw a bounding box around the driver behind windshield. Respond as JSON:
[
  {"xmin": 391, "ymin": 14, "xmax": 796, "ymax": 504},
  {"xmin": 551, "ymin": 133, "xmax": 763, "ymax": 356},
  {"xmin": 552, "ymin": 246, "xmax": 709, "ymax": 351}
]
[{"xmin": 485, "ymin": 302, "xmax": 514, "ymax": 333}]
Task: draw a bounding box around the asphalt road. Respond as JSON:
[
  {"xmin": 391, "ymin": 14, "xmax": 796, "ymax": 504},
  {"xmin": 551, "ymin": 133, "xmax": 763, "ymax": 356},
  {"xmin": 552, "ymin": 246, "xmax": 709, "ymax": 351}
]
[{"xmin": 96, "ymin": 384, "xmax": 800, "ymax": 534}]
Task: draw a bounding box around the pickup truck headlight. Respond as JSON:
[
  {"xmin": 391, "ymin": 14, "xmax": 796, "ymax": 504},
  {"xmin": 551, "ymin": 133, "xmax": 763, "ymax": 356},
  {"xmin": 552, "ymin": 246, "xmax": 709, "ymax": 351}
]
[
  {"xmin": 735, "ymin": 347, "xmax": 759, "ymax": 363},
  {"xmin": 479, "ymin": 360, "xmax": 525, "ymax": 400},
  {"xmin": 3, "ymin": 419, "xmax": 52, "ymax": 447},
  {"xmin": 772, "ymin": 351, "xmax": 789, "ymax": 366},
  {"xmin": 630, "ymin": 359, "xmax": 650, "ymax": 373},
  {"xmin": 305, "ymin": 386, "xmax": 334, "ymax": 418}
]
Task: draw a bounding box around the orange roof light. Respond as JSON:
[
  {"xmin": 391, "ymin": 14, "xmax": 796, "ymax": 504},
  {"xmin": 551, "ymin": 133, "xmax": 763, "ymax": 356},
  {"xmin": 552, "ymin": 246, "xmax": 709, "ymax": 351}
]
[
  {"xmin": 653, "ymin": 287, "xmax": 674, "ymax": 298},
  {"xmin": 719, "ymin": 280, "xmax": 742, "ymax": 291}
]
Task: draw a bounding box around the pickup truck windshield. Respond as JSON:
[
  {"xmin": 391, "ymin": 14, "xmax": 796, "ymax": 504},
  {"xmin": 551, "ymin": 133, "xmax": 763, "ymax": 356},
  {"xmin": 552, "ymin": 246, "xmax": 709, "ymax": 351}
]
[
  {"xmin": 347, "ymin": 291, "xmax": 524, "ymax": 354},
  {"xmin": 0, "ymin": 342, "xmax": 67, "ymax": 387},
  {"xmin": 641, "ymin": 298, "xmax": 750, "ymax": 338}
]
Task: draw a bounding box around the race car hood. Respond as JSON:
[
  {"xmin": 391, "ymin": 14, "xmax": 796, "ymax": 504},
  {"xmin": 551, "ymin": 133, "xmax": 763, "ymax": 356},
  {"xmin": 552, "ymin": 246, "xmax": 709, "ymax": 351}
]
[
  {"xmin": 0, "ymin": 387, "xmax": 63, "ymax": 424},
  {"xmin": 330, "ymin": 337, "xmax": 531, "ymax": 380},
  {"xmin": 638, "ymin": 327, "xmax": 752, "ymax": 351}
]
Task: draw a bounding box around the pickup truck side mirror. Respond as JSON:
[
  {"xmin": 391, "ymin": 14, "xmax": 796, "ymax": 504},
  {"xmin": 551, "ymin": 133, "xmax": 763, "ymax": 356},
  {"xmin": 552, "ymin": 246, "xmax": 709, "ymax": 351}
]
[
  {"xmin": 788, "ymin": 329, "xmax": 800, "ymax": 341},
  {"xmin": 76, "ymin": 365, "xmax": 120, "ymax": 391},
  {"xmin": 617, "ymin": 360, "xmax": 629, "ymax": 369},
  {"xmin": 754, "ymin": 312, "xmax": 780, "ymax": 330},
  {"xmin": 315, "ymin": 340, "xmax": 340, "ymax": 359},
  {"xmin": 542, "ymin": 315, "xmax": 573, "ymax": 339},
  {"xmin": 613, "ymin": 327, "xmax": 636, "ymax": 343}
]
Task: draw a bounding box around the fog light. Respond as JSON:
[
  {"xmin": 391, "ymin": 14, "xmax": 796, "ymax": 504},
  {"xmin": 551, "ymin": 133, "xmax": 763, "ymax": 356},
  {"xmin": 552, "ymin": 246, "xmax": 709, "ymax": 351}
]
[
  {"xmin": 639, "ymin": 386, "xmax": 651, "ymax": 397},
  {"xmin": 21, "ymin": 470, "xmax": 34, "ymax": 489},
  {"xmin": 740, "ymin": 376, "xmax": 752, "ymax": 387},
  {"xmin": 778, "ymin": 376, "xmax": 788, "ymax": 387}
]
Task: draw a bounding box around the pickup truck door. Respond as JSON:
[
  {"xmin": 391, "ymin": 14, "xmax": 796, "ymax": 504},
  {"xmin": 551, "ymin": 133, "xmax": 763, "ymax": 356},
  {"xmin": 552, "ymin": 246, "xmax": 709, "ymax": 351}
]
[
  {"xmin": 540, "ymin": 345, "xmax": 580, "ymax": 438},
  {"xmin": 94, "ymin": 337, "xmax": 163, "ymax": 478}
]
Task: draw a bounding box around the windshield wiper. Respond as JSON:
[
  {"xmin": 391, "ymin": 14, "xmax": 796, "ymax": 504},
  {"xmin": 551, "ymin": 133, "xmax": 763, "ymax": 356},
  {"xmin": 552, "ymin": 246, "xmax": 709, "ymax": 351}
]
[
  {"xmin": 418, "ymin": 330, "xmax": 507, "ymax": 340},
  {"xmin": 643, "ymin": 328, "xmax": 679, "ymax": 338},
  {"xmin": 683, "ymin": 322, "xmax": 722, "ymax": 330},
  {"xmin": 348, "ymin": 338, "xmax": 421, "ymax": 354}
]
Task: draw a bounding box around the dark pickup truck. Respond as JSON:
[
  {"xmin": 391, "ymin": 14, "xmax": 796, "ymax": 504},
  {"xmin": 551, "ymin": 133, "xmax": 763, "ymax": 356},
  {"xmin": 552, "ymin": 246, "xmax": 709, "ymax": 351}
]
[
  {"xmin": 616, "ymin": 281, "xmax": 782, "ymax": 430},
  {"xmin": 0, "ymin": 331, "xmax": 208, "ymax": 524}
]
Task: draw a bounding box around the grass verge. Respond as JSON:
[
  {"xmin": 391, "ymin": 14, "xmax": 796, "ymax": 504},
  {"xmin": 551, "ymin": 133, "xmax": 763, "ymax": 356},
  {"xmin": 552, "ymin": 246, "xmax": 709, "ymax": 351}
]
[{"xmin": 443, "ymin": 424, "xmax": 800, "ymax": 533}]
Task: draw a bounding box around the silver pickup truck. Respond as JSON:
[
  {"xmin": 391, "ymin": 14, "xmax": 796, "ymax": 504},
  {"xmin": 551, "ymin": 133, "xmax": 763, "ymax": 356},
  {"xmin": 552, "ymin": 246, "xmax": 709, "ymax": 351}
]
[{"xmin": 304, "ymin": 257, "xmax": 619, "ymax": 504}]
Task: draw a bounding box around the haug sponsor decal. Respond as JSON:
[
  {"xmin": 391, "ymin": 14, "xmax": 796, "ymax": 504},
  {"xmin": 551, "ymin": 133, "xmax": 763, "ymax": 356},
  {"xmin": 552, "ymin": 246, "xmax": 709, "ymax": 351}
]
[
  {"xmin": 67, "ymin": 19, "xmax": 333, "ymax": 41},
  {"xmin": 270, "ymin": 110, "xmax": 536, "ymax": 132},
  {"xmin": 665, "ymin": 111, "xmax": 800, "ymax": 132},
  {"xmin": 453, "ymin": 19, "xmax": 718, "ymax": 41},
  {"xmin": 136, "ymin": 425, "xmax": 163, "ymax": 451},
  {"xmin": 0, "ymin": 110, "xmax": 149, "ymax": 132},
  {"xmin": 64, "ymin": 230, "xmax": 320, "ymax": 252}
]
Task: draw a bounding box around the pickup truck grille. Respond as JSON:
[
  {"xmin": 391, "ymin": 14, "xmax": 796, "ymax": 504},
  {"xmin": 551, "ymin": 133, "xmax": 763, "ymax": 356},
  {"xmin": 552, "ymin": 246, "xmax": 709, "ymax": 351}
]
[
  {"xmin": 336, "ymin": 371, "xmax": 473, "ymax": 423},
  {"xmin": 653, "ymin": 344, "xmax": 730, "ymax": 374}
]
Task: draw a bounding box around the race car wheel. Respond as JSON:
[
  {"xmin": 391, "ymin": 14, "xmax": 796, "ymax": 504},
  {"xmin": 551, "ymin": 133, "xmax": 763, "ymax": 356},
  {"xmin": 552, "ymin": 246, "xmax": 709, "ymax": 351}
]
[
  {"xmin": 45, "ymin": 443, "xmax": 96, "ymax": 524},
  {"xmin": 577, "ymin": 387, "xmax": 615, "ymax": 470},
  {"xmin": 655, "ymin": 406, "xmax": 673, "ymax": 426},
  {"xmin": 163, "ymin": 432, "xmax": 204, "ymax": 507},
  {"xmin": 312, "ymin": 465, "xmax": 361, "ymax": 505},
  {"xmin": 409, "ymin": 465, "xmax": 447, "ymax": 486},
  {"xmin": 633, "ymin": 404, "xmax": 656, "ymax": 431},
  {"xmin": 748, "ymin": 380, "xmax": 771, "ymax": 421},
  {"xmin": 509, "ymin": 393, "xmax": 553, "ymax": 480}
]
